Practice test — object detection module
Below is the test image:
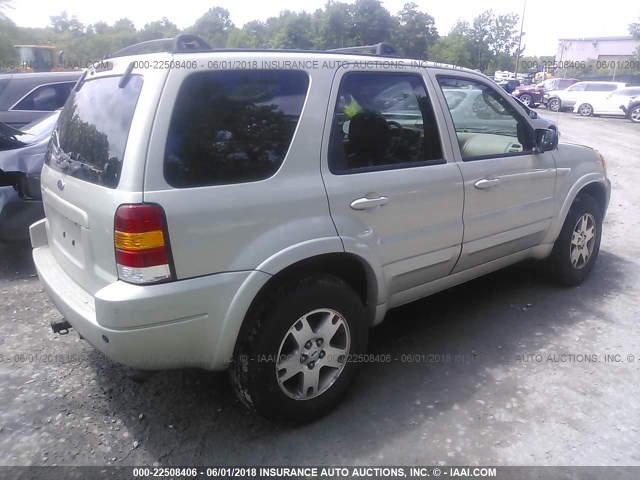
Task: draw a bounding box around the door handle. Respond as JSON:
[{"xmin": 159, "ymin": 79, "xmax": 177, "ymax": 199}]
[
  {"xmin": 350, "ymin": 196, "xmax": 389, "ymax": 210},
  {"xmin": 474, "ymin": 178, "xmax": 501, "ymax": 189}
]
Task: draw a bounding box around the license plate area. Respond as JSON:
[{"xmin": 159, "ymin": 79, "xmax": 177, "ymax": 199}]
[{"xmin": 48, "ymin": 209, "xmax": 84, "ymax": 268}]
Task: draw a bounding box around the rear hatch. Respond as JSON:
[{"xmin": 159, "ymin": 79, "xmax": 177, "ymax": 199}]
[{"xmin": 40, "ymin": 57, "xmax": 169, "ymax": 294}]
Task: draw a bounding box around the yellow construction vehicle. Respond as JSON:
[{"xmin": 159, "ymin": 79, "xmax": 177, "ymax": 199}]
[{"xmin": 13, "ymin": 45, "xmax": 65, "ymax": 72}]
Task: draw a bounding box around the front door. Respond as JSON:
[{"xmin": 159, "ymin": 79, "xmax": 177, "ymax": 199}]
[{"xmin": 431, "ymin": 73, "xmax": 557, "ymax": 273}]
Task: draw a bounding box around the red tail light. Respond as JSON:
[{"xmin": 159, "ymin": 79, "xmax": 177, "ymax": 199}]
[{"xmin": 114, "ymin": 204, "xmax": 174, "ymax": 284}]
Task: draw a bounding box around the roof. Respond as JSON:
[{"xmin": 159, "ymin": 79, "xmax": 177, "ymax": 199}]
[{"xmin": 558, "ymin": 36, "xmax": 637, "ymax": 42}]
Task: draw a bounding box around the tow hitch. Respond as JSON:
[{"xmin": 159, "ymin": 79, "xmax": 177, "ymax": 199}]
[{"xmin": 51, "ymin": 319, "xmax": 72, "ymax": 335}]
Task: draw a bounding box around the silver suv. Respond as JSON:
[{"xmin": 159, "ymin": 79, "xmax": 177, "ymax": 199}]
[{"xmin": 31, "ymin": 35, "xmax": 611, "ymax": 422}]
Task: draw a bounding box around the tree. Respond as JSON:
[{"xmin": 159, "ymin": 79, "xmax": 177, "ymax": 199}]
[
  {"xmin": 50, "ymin": 11, "xmax": 85, "ymax": 34},
  {"xmin": 140, "ymin": 18, "xmax": 179, "ymax": 41},
  {"xmin": 111, "ymin": 18, "xmax": 136, "ymax": 34},
  {"xmin": 242, "ymin": 20, "xmax": 270, "ymax": 48},
  {"xmin": 461, "ymin": 10, "xmax": 520, "ymax": 73},
  {"xmin": 393, "ymin": 3, "xmax": 438, "ymax": 59},
  {"xmin": 318, "ymin": 1, "xmax": 354, "ymax": 49},
  {"xmin": 349, "ymin": 0, "xmax": 394, "ymax": 46},
  {"xmin": 91, "ymin": 21, "xmax": 110, "ymax": 35},
  {"xmin": 268, "ymin": 12, "xmax": 319, "ymax": 50},
  {"xmin": 631, "ymin": 18, "xmax": 640, "ymax": 59},
  {"xmin": 191, "ymin": 7, "xmax": 234, "ymax": 47},
  {"xmin": 428, "ymin": 33, "xmax": 471, "ymax": 67}
]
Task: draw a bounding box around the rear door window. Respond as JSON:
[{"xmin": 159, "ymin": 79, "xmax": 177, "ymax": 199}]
[
  {"xmin": 47, "ymin": 75, "xmax": 144, "ymax": 188},
  {"xmin": 164, "ymin": 70, "xmax": 309, "ymax": 188}
]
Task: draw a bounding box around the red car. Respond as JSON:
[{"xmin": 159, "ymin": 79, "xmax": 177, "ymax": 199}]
[{"xmin": 513, "ymin": 77, "xmax": 578, "ymax": 107}]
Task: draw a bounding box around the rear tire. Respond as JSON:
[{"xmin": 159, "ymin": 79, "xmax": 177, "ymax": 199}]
[
  {"xmin": 547, "ymin": 194, "xmax": 602, "ymax": 286},
  {"xmin": 629, "ymin": 105, "xmax": 640, "ymax": 123},
  {"xmin": 548, "ymin": 98, "xmax": 561, "ymax": 112},
  {"xmin": 230, "ymin": 274, "xmax": 368, "ymax": 423}
]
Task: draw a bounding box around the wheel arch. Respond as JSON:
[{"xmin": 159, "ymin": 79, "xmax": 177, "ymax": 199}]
[
  {"xmin": 248, "ymin": 252, "xmax": 380, "ymax": 325},
  {"xmin": 543, "ymin": 178, "xmax": 609, "ymax": 246},
  {"xmin": 220, "ymin": 249, "xmax": 383, "ymax": 368}
]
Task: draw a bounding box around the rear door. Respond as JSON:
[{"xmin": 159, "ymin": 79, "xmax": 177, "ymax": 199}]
[
  {"xmin": 41, "ymin": 60, "xmax": 168, "ymax": 294},
  {"xmin": 321, "ymin": 68, "xmax": 464, "ymax": 307},
  {"xmin": 429, "ymin": 71, "xmax": 556, "ymax": 273}
]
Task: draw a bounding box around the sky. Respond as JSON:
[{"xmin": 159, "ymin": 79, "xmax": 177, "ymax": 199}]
[{"xmin": 3, "ymin": 0, "xmax": 639, "ymax": 56}]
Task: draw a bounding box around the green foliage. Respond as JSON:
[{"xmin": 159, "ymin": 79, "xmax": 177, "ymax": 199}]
[
  {"xmin": 428, "ymin": 11, "xmax": 520, "ymax": 73},
  {"xmin": 630, "ymin": 18, "xmax": 640, "ymax": 59},
  {"xmin": 191, "ymin": 7, "xmax": 234, "ymax": 47},
  {"xmin": 2, "ymin": 4, "xmax": 522, "ymax": 75},
  {"xmin": 428, "ymin": 34, "xmax": 471, "ymax": 67},
  {"xmin": 393, "ymin": 3, "xmax": 438, "ymax": 58}
]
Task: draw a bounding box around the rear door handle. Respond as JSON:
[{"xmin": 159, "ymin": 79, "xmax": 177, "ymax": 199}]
[
  {"xmin": 474, "ymin": 178, "xmax": 501, "ymax": 189},
  {"xmin": 350, "ymin": 196, "xmax": 389, "ymax": 210}
]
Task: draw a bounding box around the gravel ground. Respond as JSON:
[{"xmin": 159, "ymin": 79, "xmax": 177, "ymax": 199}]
[{"xmin": 0, "ymin": 111, "xmax": 639, "ymax": 468}]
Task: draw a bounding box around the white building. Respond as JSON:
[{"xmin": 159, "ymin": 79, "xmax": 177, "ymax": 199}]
[{"xmin": 556, "ymin": 36, "xmax": 639, "ymax": 62}]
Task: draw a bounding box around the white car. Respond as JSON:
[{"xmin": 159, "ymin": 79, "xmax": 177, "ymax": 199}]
[
  {"xmin": 544, "ymin": 81, "xmax": 627, "ymax": 112},
  {"xmin": 573, "ymin": 87, "xmax": 640, "ymax": 117}
]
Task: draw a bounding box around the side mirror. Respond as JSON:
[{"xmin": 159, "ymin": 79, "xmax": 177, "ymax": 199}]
[
  {"xmin": 528, "ymin": 110, "xmax": 538, "ymax": 120},
  {"xmin": 535, "ymin": 128, "xmax": 558, "ymax": 153}
]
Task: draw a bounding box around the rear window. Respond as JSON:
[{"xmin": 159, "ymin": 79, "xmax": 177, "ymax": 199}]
[
  {"xmin": 47, "ymin": 75, "xmax": 143, "ymax": 188},
  {"xmin": 164, "ymin": 70, "xmax": 309, "ymax": 188}
]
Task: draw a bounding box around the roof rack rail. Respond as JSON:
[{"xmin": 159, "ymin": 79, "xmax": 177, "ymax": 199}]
[
  {"xmin": 328, "ymin": 43, "xmax": 398, "ymax": 56},
  {"xmin": 105, "ymin": 34, "xmax": 211, "ymax": 59}
]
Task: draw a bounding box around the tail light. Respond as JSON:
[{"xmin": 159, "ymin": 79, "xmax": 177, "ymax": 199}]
[{"xmin": 114, "ymin": 204, "xmax": 175, "ymax": 284}]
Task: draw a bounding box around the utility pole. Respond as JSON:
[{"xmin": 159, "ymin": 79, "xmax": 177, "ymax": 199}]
[{"xmin": 514, "ymin": 0, "xmax": 527, "ymax": 77}]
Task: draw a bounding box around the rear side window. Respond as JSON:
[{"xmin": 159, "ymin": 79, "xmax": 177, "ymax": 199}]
[
  {"xmin": 13, "ymin": 82, "xmax": 75, "ymax": 111},
  {"xmin": 164, "ymin": 70, "xmax": 309, "ymax": 188},
  {"xmin": 47, "ymin": 75, "xmax": 143, "ymax": 188}
]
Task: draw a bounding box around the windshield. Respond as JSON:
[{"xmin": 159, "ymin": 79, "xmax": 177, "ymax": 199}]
[{"xmin": 48, "ymin": 75, "xmax": 143, "ymax": 188}]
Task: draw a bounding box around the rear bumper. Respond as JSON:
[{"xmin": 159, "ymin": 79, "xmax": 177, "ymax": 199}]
[{"xmin": 31, "ymin": 219, "xmax": 267, "ymax": 370}]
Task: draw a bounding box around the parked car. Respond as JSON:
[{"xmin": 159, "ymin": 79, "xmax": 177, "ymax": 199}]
[
  {"xmin": 543, "ymin": 81, "xmax": 627, "ymax": 112},
  {"xmin": 513, "ymin": 77, "xmax": 578, "ymax": 107},
  {"xmin": 0, "ymin": 71, "xmax": 81, "ymax": 128},
  {"xmin": 510, "ymin": 94, "xmax": 559, "ymax": 134},
  {"xmin": 442, "ymin": 87, "xmax": 558, "ymax": 132},
  {"xmin": 497, "ymin": 79, "xmax": 521, "ymax": 94},
  {"xmin": 573, "ymin": 87, "xmax": 640, "ymax": 118},
  {"xmin": 623, "ymin": 95, "xmax": 640, "ymax": 123},
  {"xmin": 0, "ymin": 110, "xmax": 59, "ymax": 241},
  {"xmin": 31, "ymin": 35, "xmax": 610, "ymax": 423}
]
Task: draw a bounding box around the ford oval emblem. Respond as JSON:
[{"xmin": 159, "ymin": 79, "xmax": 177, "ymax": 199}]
[{"xmin": 57, "ymin": 179, "xmax": 65, "ymax": 191}]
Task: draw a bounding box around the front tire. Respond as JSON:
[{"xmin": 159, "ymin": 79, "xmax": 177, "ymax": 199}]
[
  {"xmin": 578, "ymin": 103, "xmax": 593, "ymax": 116},
  {"xmin": 547, "ymin": 194, "xmax": 602, "ymax": 286},
  {"xmin": 629, "ymin": 105, "xmax": 640, "ymax": 123},
  {"xmin": 230, "ymin": 274, "xmax": 368, "ymax": 423},
  {"xmin": 520, "ymin": 94, "xmax": 533, "ymax": 106}
]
